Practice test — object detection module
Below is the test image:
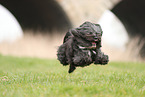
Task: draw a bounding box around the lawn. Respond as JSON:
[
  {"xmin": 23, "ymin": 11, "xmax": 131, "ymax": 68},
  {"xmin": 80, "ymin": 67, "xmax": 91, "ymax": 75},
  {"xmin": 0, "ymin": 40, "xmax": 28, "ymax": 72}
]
[{"xmin": 0, "ymin": 54, "xmax": 145, "ymax": 97}]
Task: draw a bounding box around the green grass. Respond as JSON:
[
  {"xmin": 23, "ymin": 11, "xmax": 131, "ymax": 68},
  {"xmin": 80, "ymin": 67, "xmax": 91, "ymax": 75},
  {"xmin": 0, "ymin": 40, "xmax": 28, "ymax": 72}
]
[{"xmin": 0, "ymin": 54, "xmax": 145, "ymax": 97}]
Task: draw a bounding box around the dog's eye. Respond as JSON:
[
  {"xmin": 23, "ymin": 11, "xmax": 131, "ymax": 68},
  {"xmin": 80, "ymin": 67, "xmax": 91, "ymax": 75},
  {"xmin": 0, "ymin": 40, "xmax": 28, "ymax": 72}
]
[
  {"xmin": 96, "ymin": 32, "xmax": 101, "ymax": 35},
  {"xmin": 87, "ymin": 32, "xmax": 93, "ymax": 34}
]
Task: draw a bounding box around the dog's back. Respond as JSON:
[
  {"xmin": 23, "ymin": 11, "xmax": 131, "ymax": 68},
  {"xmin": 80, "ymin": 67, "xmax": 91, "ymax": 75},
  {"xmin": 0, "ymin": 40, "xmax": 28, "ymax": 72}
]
[{"xmin": 63, "ymin": 30, "xmax": 73, "ymax": 43}]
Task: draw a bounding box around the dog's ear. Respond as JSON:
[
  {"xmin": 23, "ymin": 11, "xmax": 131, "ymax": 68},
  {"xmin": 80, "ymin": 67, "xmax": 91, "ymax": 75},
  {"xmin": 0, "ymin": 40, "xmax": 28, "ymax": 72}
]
[
  {"xmin": 71, "ymin": 29, "xmax": 81, "ymax": 37},
  {"xmin": 94, "ymin": 24, "xmax": 103, "ymax": 35}
]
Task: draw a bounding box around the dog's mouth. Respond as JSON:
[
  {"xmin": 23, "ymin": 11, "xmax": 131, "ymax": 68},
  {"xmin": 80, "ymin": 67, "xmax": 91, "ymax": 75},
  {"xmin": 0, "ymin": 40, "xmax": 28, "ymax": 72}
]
[{"xmin": 92, "ymin": 42, "xmax": 96, "ymax": 47}]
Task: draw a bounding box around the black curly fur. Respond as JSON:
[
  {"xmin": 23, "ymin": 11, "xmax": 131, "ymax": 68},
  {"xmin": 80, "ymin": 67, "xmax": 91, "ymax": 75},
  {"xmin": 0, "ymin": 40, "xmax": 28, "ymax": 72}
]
[{"xmin": 57, "ymin": 21, "xmax": 109, "ymax": 73}]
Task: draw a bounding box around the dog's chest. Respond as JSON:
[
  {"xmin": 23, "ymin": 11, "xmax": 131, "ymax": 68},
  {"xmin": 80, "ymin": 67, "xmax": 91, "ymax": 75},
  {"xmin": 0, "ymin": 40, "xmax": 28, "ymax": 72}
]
[{"xmin": 78, "ymin": 45, "xmax": 96, "ymax": 57}]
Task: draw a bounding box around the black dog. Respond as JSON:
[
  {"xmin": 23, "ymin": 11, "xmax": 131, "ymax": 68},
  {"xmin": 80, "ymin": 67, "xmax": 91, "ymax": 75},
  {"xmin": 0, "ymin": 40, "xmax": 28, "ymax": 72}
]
[{"xmin": 57, "ymin": 21, "xmax": 109, "ymax": 73}]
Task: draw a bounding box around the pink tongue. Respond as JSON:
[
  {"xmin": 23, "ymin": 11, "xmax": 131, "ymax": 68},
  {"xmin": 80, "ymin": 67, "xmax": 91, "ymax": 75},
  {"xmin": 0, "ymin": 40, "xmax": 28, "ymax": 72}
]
[{"xmin": 92, "ymin": 42, "xmax": 96, "ymax": 47}]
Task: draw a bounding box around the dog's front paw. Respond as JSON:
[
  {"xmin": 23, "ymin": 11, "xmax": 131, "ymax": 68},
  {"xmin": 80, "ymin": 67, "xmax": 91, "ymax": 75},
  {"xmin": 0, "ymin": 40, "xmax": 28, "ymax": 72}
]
[
  {"xmin": 94, "ymin": 55, "xmax": 109, "ymax": 65},
  {"xmin": 101, "ymin": 55, "xmax": 109, "ymax": 65},
  {"xmin": 94, "ymin": 57, "xmax": 101, "ymax": 64}
]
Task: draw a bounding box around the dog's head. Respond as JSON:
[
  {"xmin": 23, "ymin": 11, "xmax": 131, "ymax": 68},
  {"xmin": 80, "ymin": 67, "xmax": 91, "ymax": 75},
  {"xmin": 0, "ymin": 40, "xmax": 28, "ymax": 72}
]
[{"xmin": 76, "ymin": 21, "xmax": 103, "ymax": 43}]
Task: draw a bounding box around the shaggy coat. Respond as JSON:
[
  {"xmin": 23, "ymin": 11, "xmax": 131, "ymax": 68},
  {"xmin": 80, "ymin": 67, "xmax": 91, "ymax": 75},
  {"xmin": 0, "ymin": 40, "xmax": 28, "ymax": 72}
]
[{"xmin": 57, "ymin": 22, "xmax": 109, "ymax": 73}]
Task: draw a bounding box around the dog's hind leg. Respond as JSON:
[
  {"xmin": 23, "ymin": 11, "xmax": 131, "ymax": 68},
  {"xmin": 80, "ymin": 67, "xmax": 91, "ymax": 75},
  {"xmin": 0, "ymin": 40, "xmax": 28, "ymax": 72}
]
[
  {"xmin": 57, "ymin": 44, "xmax": 68, "ymax": 66},
  {"xmin": 68, "ymin": 64, "xmax": 76, "ymax": 73}
]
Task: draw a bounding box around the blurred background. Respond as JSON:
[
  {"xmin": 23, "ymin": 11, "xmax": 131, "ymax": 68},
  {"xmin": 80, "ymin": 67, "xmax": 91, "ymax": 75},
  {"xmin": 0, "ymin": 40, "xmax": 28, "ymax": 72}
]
[{"xmin": 0, "ymin": 0, "xmax": 145, "ymax": 61}]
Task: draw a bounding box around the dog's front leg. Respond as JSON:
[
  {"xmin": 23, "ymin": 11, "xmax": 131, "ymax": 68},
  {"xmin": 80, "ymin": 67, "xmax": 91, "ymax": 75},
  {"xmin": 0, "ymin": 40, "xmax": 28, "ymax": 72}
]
[
  {"xmin": 94, "ymin": 41, "xmax": 108, "ymax": 64},
  {"xmin": 94, "ymin": 48, "xmax": 102, "ymax": 64},
  {"xmin": 94, "ymin": 48, "xmax": 109, "ymax": 65},
  {"xmin": 94, "ymin": 41, "xmax": 101, "ymax": 63}
]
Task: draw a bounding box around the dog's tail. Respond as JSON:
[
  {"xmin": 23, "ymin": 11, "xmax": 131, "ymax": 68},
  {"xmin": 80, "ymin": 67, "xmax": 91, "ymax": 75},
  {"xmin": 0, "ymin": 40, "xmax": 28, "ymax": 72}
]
[{"xmin": 57, "ymin": 44, "xmax": 68, "ymax": 66}]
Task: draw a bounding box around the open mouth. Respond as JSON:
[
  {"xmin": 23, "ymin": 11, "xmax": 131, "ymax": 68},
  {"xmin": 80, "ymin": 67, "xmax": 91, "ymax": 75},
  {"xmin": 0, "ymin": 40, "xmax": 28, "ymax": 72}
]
[{"xmin": 92, "ymin": 42, "xmax": 96, "ymax": 48}]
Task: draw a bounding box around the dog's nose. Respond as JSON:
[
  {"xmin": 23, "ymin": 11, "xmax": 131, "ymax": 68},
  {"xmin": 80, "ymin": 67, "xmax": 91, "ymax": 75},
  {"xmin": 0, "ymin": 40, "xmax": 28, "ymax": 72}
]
[
  {"xmin": 94, "ymin": 37, "xmax": 98, "ymax": 41},
  {"xmin": 94, "ymin": 36, "xmax": 101, "ymax": 41},
  {"xmin": 94, "ymin": 37, "xmax": 98, "ymax": 39}
]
